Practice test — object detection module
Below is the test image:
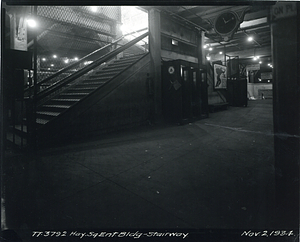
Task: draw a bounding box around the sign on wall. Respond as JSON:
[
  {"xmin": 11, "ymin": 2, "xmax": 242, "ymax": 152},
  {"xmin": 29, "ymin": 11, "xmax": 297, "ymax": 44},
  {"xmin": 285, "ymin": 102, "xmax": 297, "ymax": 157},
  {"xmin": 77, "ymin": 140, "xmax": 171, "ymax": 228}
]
[
  {"xmin": 213, "ymin": 64, "xmax": 227, "ymax": 89},
  {"xmin": 10, "ymin": 12, "xmax": 28, "ymax": 51},
  {"xmin": 271, "ymin": 2, "xmax": 297, "ymax": 21}
]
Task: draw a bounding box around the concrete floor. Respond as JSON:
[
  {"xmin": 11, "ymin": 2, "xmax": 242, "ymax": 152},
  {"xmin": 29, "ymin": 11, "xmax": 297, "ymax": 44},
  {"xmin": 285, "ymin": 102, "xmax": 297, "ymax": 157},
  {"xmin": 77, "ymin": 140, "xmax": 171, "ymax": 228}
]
[{"xmin": 3, "ymin": 99, "xmax": 280, "ymax": 241}]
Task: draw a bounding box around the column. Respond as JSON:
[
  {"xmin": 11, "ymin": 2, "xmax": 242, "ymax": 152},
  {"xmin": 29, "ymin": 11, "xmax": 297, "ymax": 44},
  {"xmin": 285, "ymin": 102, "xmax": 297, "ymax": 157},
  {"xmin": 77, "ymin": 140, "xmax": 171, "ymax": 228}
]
[
  {"xmin": 148, "ymin": 8, "xmax": 162, "ymax": 121},
  {"xmin": 271, "ymin": 2, "xmax": 299, "ymax": 228}
]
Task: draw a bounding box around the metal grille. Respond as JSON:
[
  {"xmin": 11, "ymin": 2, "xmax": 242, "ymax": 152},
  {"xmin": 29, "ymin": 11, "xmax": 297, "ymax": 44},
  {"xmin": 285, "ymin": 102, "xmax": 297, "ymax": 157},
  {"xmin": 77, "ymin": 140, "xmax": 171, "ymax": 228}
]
[{"xmin": 27, "ymin": 6, "xmax": 121, "ymax": 83}]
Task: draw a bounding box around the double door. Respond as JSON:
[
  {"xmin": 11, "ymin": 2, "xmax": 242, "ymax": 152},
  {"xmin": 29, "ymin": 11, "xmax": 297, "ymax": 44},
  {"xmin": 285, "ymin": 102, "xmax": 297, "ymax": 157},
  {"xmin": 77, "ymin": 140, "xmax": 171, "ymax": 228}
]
[{"xmin": 162, "ymin": 60, "xmax": 208, "ymax": 123}]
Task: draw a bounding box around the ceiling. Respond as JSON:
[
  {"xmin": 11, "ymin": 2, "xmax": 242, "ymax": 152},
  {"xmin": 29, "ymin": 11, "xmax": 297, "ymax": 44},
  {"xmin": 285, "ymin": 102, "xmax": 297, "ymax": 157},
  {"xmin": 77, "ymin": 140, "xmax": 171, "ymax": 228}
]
[{"xmin": 146, "ymin": 4, "xmax": 274, "ymax": 64}]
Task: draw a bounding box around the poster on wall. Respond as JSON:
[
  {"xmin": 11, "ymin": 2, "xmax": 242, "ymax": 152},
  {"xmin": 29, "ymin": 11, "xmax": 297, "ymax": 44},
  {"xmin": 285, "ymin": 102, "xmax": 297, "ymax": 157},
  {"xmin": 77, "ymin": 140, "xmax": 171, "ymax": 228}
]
[{"xmin": 213, "ymin": 64, "xmax": 227, "ymax": 89}]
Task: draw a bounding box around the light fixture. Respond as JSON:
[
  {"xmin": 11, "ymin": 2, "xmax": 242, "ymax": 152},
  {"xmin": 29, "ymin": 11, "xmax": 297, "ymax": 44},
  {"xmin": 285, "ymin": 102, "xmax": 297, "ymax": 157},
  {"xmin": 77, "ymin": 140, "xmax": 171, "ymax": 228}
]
[
  {"xmin": 90, "ymin": 6, "xmax": 97, "ymax": 12},
  {"xmin": 27, "ymin": 18, "xmax": 37, "ymax": 28},
  {"xmin": 247, "ymin": 36, "xmax": 254, "ymax": 42},
  {"xmin": 259, "ymin": 61, "xmax": 262, "ymax": 64},
  {"xmin": 64, "ymin": 59, "xmax": 69, "ymax": 64},
  {"xmin": 172, "ymin": 39, "xmax": 178, "ymax": 46},
  {"xmin": 209, "ymin": 47, "xmax": 213, "ymax": 51},
  {"xmin": 53, "ymin": 55, "xmax": 57, "ymax": 58},
  {"xmin": 51, "ymin": 64, "xmax": 54, "ymax": 67},
  {"xmin": 42, "ymin": 58, "xmax": 46, "ymax": 61},
  {"xmin": 206, "ymin": 55, "xmax": 211, "ymax": 61},
  {"xmin": 203, "ymin": 44, "xmax": 208, "ymax": 49},
  {"xmin": 219, "ymin": 51, "xmax": 223, "ymax": 55},
  {"xmin": 74, "ymin": 57, "xmax": 79, "ymax": 61}
]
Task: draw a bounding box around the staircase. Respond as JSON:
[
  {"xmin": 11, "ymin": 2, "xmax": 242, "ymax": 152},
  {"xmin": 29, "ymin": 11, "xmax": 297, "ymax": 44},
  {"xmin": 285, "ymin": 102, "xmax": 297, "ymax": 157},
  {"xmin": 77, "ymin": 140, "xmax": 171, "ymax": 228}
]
[
  {"xmin": 35, "ymin": 54, "xmax": 144, "ymax": 126},
  {"xmin": 6, "ymin": 32, "xmax": 149, "ymax": 150}
]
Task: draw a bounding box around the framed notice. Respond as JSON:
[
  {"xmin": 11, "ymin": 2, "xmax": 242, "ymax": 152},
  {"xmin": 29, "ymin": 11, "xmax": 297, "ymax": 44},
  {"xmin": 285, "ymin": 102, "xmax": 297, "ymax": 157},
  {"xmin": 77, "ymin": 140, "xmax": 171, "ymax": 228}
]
[{"xmin": 213, "ymin": 64, "xmax": 227, "ymax": 89}]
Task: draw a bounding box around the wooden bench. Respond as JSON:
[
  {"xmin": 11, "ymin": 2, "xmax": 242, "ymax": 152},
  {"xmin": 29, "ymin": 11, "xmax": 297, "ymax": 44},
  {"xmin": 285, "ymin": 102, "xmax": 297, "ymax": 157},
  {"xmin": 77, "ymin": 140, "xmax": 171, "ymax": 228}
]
[{"xmin": 208, "ymin": 102, "xmax": 229, "ymax": 113}]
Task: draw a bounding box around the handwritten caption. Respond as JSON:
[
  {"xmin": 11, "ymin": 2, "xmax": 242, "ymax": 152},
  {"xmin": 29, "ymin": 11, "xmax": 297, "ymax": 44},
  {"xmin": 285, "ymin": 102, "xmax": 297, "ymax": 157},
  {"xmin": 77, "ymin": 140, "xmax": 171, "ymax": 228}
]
[
  {"xmin": 241, "ymin": 230, "xmax": 295, "ymax": 237},
  {"xmin": 32, "ymin": 231, "xmax": 189, "ymax": 239}
]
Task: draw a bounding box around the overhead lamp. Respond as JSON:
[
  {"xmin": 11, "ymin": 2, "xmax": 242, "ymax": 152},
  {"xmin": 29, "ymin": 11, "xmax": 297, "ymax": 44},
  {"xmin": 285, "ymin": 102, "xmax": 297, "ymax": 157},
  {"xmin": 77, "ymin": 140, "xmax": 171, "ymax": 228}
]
[
  {"xmin": 219, "ymin": 51, "xmax": 223, "ymax": 55},
  {"xmin": 206, "ymin": 55, "xmax": 211, "ymax": 61},
  {"xmin": 90, "ymin": 6, "xmax": 97, "ymax": 12},
  {"xmin": 74, "ymin": 57, "xmax": 79, "ymax": 61},
  {"xmin": 42, "ymin": 58, "xmax": 46, "ymax": 61},
  {"xmin": 259, "ymin": 61, "xmax": 262, "ymax": 64},
  {"xmin": 247, "ymin": 36, "xmax": 254, "ymax": 42},
  {"xmin": 51, "ymin": 64, "xmax": 54, "ymax": 67},
  {"xmin": 27, "ymin": 18, "xmax": 37, "ymax": 28},
  {"xmin": 203, "ymin": 44, "xmax": 208, "ymax": 49},
  {"xmin": 209, "ymin": 47, "xmax": 213, "ymax": 51},
  {"xmin": 53, "ymin": 55, "xmax": 57, "ymax": 58},
  {"xmin": 64, "ymin": 59, "xmax": 69, "ymax": 64}
]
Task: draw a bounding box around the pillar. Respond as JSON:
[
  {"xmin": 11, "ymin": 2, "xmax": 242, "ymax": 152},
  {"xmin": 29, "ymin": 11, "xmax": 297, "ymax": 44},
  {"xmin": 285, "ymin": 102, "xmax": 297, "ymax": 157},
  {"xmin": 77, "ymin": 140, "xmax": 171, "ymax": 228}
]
[
  {"xmin": 148, "ymin": 8, "xmax": 162, "ymax": 121},
  {"xmin": 197, "ymin": 31, "xmax": 206, "ymax": 67},
  {"xmin": 271, "ymin": 2, "xmax": 299, "ymax": 228}
]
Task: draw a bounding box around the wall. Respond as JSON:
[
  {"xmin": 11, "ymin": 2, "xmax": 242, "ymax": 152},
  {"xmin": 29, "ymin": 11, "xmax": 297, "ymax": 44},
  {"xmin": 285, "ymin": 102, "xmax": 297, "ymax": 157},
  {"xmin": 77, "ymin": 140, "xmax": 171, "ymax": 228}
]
[
  {"xmin": 160, "ymin": 13, "xmax": 198, "ymax": 64},
  {"xmin": 248, "ymin": 83, "xmax": 272, "ymax": 99}
]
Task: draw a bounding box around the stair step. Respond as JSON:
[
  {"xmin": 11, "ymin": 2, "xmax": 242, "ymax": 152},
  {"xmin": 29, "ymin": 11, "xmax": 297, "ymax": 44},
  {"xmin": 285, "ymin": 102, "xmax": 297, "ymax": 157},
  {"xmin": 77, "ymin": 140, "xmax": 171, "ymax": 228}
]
[
  {"xmin": 120, "ymin": 54, "xmax": 143, "ymax": 60},
  {"xmin": 51, "ymin": 99, "xmax": 80, "ymax": 102},
  {"xmin": 59, "ymin": 93, "xmax": 89, "ymax": 96},
  {"xmin": 113, "ymin": 59, "xmax": 137, "ymax": 65},
  {"xmin": 76, "ymin": 81, "xmax": 106, "ymax": 86},
  {"xmin": 68, "ymin": 87, "xmax": 97, "ymax": 90},
  {"xmin": 94, "ymin": 71, "xmax": 119, "ymax": 77},
  {"xmin": 42, "ymin": 104, "xmax": 71, "ymax": 109},
  {"xmin": 36, "ymin": 118, "xmax": 49, "ymax": 125},
  {"xmin": 59, "ymin": 93, "xmax": 89, "ymax": 98},
  {"xmin": 102, "ymin": 65, "xmax": 127, "ymax": 71},
  {"xmin": 65, "ymin": 87, "xmax": 97, "ymax": 94},
  {"xmin": 36, "ymin": 111, "xmax": 60, "ymax": 117},
  {"xmin": 86, "ymin": 76, "xmax": 110, "ymax": 81}
]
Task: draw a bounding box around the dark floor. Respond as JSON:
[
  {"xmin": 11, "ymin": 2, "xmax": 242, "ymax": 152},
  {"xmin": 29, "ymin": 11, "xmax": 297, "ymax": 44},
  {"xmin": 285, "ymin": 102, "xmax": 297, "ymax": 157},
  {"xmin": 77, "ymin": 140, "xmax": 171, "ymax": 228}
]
[{"xmin": 3, "ymin": 99, "xmax": 280, "ymax": 241}]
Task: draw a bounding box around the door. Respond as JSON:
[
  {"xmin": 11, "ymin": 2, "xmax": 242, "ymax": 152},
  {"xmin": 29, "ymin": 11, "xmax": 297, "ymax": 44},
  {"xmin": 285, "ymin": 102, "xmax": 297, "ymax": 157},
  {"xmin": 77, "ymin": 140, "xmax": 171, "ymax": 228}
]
[{"xmin": 181, "ymin": 66, "xmax": 192, "ymax": 120}]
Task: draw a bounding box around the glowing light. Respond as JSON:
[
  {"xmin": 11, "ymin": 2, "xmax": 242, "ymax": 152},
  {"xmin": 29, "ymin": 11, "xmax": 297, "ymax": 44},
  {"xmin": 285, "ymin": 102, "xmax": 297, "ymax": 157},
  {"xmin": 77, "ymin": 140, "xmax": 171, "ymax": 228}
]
[
  {"xmin": 27, "ymin": 18, "xmax": 37, "ymax": 28},
  {"xmin": 42, "ymin": 58, "xmax": 46, "ymax": 61},
  {"xmin": 247, "ymin": 36, "xmax": 254, "ymax": 42},
  {"xmin": 203, "ymin": 44, "xmax": 208, "ymax": 49},
  {"xmin": 259, "ymin": 61, "xmax": 262, "ymax": 64},
  {"xmin": 209, "ymin": 47, "xmax": 213, "ymax": 51},
  {"xmin": 64, "ymin": 59, "xmax": 69, "ymax": 64},
  {"xmin": 51, "ymin": 64, "xmax": 54, "ymax": 67},
  {"xmin": 74, "ymin": 57, "xmax": 79, "ymax": 61},
  {"xmin": 219, "ymin": 52, "xmax": 223, "ymax": 55},
  {"xmin": 91, "ymin": 6, "xmax": 97, "ymax": 12},
  {"xmin": 53, "ymin": 55, "xmax": 57, "ymax": 58},
  {"xmin": 206, "ymin": 56, "xmax": 211, "ymax": 61}
]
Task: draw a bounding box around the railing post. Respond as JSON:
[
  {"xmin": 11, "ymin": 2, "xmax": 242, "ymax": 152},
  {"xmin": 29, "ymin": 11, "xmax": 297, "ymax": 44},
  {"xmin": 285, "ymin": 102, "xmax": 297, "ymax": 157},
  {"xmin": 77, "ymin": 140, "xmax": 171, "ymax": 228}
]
[{"xmin": 31, "ymin": 5, "xmax": 37, "ymax": 150}]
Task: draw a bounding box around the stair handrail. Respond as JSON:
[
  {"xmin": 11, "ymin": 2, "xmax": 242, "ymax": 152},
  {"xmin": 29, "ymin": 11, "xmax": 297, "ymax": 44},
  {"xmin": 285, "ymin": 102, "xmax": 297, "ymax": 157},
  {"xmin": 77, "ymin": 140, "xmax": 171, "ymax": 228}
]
[
  {"xmin": 36, "ymin": 31, "xmax": 149, "ymax": 101},
  {"xmin": 25, "ymin": 27, "xmax": 149, "ymax": 93}
]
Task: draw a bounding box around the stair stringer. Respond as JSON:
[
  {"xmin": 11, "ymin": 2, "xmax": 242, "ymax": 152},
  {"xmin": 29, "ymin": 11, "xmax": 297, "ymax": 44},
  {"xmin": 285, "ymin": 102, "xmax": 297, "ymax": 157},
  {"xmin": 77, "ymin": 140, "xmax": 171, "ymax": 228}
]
[{"xmin": 37, "ymin": 53, "xmax": 152, "ymax": 147}]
